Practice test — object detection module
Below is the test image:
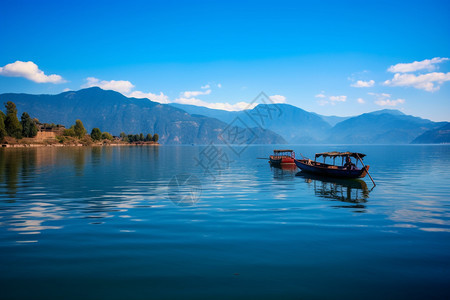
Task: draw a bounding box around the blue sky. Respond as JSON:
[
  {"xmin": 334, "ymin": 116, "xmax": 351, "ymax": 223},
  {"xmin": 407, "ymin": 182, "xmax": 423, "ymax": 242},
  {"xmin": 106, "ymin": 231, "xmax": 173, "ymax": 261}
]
[{"xmin": 0, "ymin": 0, "xmax": 449, "ymax": 121}]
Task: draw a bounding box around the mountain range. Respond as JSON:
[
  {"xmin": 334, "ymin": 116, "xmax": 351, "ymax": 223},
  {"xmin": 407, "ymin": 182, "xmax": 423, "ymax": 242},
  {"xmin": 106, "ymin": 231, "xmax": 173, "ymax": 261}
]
[
  {"xmin": 172, "ymin": 103, "xmax": 448, "ymax": 144},
  {"xmin": 171, "ymin": 103, "xmax": 334, "ymax": 143},
  {"xmin": 0, "ymin": 88, "xmax": 286, "ymax": 145},
  {"xmin": 0, "ymin": 88, "xmax": 448, "ymax": 144}
]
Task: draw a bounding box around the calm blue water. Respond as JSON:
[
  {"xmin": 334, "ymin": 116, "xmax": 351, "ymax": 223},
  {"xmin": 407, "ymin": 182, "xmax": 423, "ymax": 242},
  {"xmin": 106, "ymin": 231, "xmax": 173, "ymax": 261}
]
[{"xmin": 1, "ymin": 145, "xmax": 449, "ymax": 299}]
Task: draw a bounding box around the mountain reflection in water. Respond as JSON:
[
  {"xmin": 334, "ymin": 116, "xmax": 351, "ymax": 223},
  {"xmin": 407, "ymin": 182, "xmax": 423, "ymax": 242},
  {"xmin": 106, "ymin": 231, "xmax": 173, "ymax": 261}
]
[{"xmin": 296, "ymin": 171, "xmax": 370, "ymax": 211}]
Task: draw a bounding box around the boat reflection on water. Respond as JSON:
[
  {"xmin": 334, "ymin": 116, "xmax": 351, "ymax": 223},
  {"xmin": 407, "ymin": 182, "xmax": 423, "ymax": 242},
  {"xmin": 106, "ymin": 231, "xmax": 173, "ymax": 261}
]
[
  {"xmin": 296, "ymin": 171, "xmax": 371, "ymax": 211},
  {"xmin": 271, "ymin": 164, "xmax": 298, "ymax": 180}
]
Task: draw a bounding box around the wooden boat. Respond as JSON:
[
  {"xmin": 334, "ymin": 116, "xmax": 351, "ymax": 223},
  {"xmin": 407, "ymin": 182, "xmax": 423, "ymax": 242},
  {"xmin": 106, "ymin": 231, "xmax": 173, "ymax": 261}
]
[
  {"xmin": 295, "ymin": 152, "xmax": 370, "ymax": 179},
  {"xmin": 269, "ymin": 149, "xmax": 296, "ymax": 167}
]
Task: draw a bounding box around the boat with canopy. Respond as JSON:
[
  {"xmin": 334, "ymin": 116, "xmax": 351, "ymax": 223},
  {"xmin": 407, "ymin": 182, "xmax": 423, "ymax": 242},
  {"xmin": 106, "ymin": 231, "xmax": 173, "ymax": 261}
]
[
  {"xmin": 295, "ymin": 152, "xmax": 375, "ymax": 185},
  {"xmin": 269, "ymin": 149, "xmax": 296, "ymax": 167}
]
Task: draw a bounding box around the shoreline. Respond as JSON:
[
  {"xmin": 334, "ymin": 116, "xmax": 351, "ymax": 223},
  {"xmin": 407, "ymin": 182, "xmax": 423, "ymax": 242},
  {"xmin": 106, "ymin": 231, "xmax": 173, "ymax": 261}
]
[{"xmin": 1, "ymin": 143, "xmax": 160, "ymax": 148}]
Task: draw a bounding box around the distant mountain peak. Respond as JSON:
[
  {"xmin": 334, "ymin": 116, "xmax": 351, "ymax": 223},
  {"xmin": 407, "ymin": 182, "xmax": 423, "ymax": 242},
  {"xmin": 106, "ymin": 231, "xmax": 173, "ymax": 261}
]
[
  {"xmin": 255, "ymin": 102, "xmax": 304, "ymax": 110},
  {"xmin": 77, "ymin": 86, "xmax": 122, "ymax": 95},
  {"xmin": 83, "ymin": 86, "xmax": 103, "ymax": 91},
  {"xmin": 368, "ymin": 109, "xmax": 405, "ymax": 116}
]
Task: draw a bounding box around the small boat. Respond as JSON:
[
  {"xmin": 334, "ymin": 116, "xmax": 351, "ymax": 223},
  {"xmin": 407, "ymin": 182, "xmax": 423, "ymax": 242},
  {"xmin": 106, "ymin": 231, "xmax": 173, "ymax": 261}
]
[
  {"xmin": 295, "ymin": 152, "xmax": 370, "ymax": 179},
  {"xmin": 269, "ymin": 149, "xmax": 296, "ymax": 167}
]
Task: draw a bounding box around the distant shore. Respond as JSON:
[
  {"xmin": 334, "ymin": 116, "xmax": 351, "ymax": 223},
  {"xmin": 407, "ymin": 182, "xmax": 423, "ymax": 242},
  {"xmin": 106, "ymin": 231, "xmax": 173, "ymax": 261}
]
[
  {"xmin": 1, "ymin": 143, "xmax": 160, "ymax": 148},
  {"xmin": 1, "ymin": 136, "xmax": 159, "ymax": 148}
]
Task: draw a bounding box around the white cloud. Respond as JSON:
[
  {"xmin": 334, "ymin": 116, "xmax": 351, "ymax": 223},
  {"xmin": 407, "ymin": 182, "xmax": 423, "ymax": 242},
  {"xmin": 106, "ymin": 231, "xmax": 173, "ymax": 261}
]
[
  {"xmin": 63, "ymin": 88, "xmax": 71, "ymax": 92},
  {"xmin": 201, "ymin": 84, "xmax": 210, "ymax": 89},
  {"xmin": 82, "ymin": 77, "xmax": 134, "ymax": 94},
  {"xmin": 217, "ymin": 83, "xmax": 222, "ymax": 88},
  {"xmin": 383, "ymin": 72, "xmax": 450, "ymax": 92},
  {"xmin": 329, "ymin": 95, "xmax": 347, "ymax": 102},
  {"xmin": 128, "ymin": 90, "xmax": 170, "ymax": 103},
  {"xmin": 369, "ymin": 92, "xmax": 391, "ymax": 98},
  {"xmin": 375, "ymin": 98, "xmax": 405, "ymax": 106},
  {"xmin": 81, "ymin": 77, "xmax": 169, "ymax": 103},
  {"xmin": 315, "ymin": 92, "xmax": 346, "ymax": 106},
  {"xmin": 388, "ymin": 57, "xmax": 449, "ymax": 73},
  {"xmin": 0, "ymin": 60, "xmax": 65, "ymax": 83},
  {"xmin": 182, "ymin": 89, "xmax": 211, "ymax": 98},
  {"xmin": 357, "ymin": 98, "xmax": 365, "ymax": 104},
  {"xmin": 174, "ymin": 97, "xmax": 256, "ymax": 111},
  {"xmin": 269, "ymin": 95, "xmax": 287, "ymax": 104},
  {"xmin": 369, "ymin": 92, "xmax": 405, "ymax": 106},
  {"xmin": 351, "ymin": 79, "xmax": 375, "ymax": 88}
]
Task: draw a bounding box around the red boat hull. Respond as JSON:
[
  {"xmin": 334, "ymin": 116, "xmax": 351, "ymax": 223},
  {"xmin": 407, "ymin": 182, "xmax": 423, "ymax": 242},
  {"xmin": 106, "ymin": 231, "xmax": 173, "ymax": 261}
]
[{"xmin": 269, "ymin": 156, "xmax": 296, "ymax": 166}]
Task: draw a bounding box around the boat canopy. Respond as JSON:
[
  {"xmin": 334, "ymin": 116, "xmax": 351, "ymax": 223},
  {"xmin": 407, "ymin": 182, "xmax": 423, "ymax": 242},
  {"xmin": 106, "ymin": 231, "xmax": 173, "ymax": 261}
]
[
  {"xmin": 274, "ymin": 149, "xmax": 294, "ymax": 153},
  {"xmin": 315, "ymin": 152, "xmax": 366, "ymax": 159}
]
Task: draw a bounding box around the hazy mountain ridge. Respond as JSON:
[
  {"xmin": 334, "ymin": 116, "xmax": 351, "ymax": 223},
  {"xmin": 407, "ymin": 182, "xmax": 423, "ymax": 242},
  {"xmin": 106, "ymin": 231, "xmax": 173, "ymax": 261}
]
[
  {"xmin": 310, "ymin": 112, "xmax": 350, "ymax": 127},
  {"xmin": 326, "ymin": 111, "xmax": 446, "ymax": 144},
  {"xmin": 171, "ymin": 102, "xmax": 444, "ymax": 144},
  {"xmin": 171, "ymin": 103, "xmax": 332, "ymax": 144},
  {"xmin": 169, "ymin": 103, "xmax": 240, "ymax": 124},
  {"xmin": 411, "ymin": 123, "xmax": 450, "ymax": 144}
]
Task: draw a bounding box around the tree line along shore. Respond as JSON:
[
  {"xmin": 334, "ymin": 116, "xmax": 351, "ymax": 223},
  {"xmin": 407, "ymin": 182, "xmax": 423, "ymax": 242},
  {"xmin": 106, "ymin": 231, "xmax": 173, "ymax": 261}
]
[{"xmin": 0, "ymin": 101, "xmax": 159, "ymax": 147}]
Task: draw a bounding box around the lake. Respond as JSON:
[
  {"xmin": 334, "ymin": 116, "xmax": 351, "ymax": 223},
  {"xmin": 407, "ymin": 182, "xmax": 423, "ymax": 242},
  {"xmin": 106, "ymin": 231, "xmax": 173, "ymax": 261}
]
[{"xmin": 1, "ymin": 145, "xmax": 449, "ymax": 299}]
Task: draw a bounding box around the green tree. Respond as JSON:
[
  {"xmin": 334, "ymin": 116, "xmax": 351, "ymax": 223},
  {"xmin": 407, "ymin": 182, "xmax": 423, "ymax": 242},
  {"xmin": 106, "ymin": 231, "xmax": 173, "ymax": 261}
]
[
  {"xmin": 21, "ymin": 112, "xmax": 38, "ymax": 138},
  {"xmin": 102, "ymin": 132, "xmax": 113, "ymax": 140},
  {"xmin": 0, "ymin": 111, "xmax": 6, "ymax": 140},
  {"xmin": 146, "ymin": 133, "xmax": 152, "ymax": 141},
  {"xmin": 127, "ymin": 134, "xmax": 134, "ymax": 142},
  {"xmin": 73, "ymin": 119, "xmax": 87, "ymax": 139},
  {"xmin": 90, "ymin": 128, "xmax": 102, "ymax": 141},
  {"xmin": 4, "ymin": 101, "xmax": 22, "ymax": 139},
  {"xmin": 5, "ymin": 101, "xmax": 17, "ymax": 116},
  {"xmin": 139, "ymin": 133, "xmax": 144, "ymax": 141},
  {"xmin": 63, "ymin": 128, "xmax": 75, "ymax": 137},
  {"xmin": 152, "ymin": 133, "xmax": 159, "ymax": 142},
  {"xmin": 120, "ymin": 132, "xmax": 126, "ymax": 139},
  {"xmin": 134, "ymin": 134, "xmax": 139, "ymax": 142}
]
